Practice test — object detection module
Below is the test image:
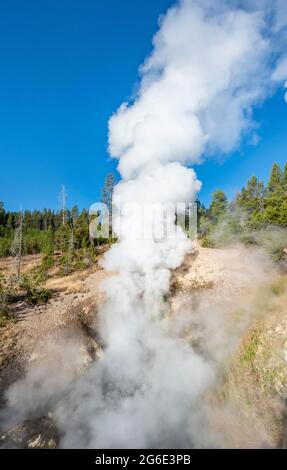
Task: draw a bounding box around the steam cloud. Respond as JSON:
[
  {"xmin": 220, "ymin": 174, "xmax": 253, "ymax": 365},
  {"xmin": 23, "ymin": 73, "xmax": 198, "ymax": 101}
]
[{"xmin": 2, "ymin": 0, "xmax": 287, "ymax": 448}]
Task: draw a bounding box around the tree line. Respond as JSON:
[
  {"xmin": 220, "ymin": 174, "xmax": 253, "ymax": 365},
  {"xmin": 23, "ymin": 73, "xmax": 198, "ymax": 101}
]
[
  {"xmin": 1, "ymin": 164, "xmax": 287, "ymax": 261},
  {"xmin": 0, "ymin": 174, "xmax": 115, "ymax": 267},
  {"xmin": 0, "ymin": 204, "xmax": 92, "ymax": 257}
]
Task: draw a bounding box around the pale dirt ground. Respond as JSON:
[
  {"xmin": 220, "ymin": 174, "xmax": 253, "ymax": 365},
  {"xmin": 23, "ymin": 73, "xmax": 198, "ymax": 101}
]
[
  {"xmin": 0, "ymin": 254, "xmax": 42, "ymax": 276},
  {"xmin": 0, "ymin": 263, "xmax": 109, "ymax": 405},
  {"xmin": 0, "ymin": 245, "xmax": 286, "ymax": 448}
]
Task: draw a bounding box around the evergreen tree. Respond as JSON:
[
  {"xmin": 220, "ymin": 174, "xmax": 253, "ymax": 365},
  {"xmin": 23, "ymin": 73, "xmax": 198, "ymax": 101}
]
[
  {"xmin": 264, "ymin": 163, "xmax": 285, "ymax": 226},
  {"xmin": 41, "ymin": 227, "xmax": 55, "ymax": 269},
  {"xmin": 0, "ymin": 202, "xmax": 5, "ymax": 226},
  {"xmin": 209, "ymin": 190, "xmax": 228, "ymax": 222},
  {"xmin": 282, "ymin": 163, "xmax": 287, "ymax": 191},
  {"xmin": 268, "ymin": 163, "xmax": 283, "ymax": 192},
  {"xmin": 236, "ymin": 176, "xmax": 265, "ymax": 228}
]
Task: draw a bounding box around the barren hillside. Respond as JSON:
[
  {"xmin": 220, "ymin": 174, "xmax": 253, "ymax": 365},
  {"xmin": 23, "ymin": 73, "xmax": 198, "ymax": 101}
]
[{"xmin": 0, "ymin": 245, "xmax": 286, "ymax": 448}]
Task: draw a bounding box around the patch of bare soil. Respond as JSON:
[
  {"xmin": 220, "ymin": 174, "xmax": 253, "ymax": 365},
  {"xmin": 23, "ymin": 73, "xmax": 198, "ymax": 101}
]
[
  {"xmin": 0, "ymin": 264, "xmax": 110, "ymax": 447},
  {"xmin": 0, "ymin": 253, "xmax": 43, "ymax": 277}
]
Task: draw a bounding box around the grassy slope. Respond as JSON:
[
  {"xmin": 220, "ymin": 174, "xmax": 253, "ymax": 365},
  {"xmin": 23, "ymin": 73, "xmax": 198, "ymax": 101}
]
[{"xmin": 219, "ymin": 275, "xmax": 287, "ymax": 448}]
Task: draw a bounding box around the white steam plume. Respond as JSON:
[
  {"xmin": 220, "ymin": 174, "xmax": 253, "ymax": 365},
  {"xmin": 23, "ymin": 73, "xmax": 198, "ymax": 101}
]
[
  {"xmin": 2, "ymin": 0, "xmax": 287, "ymax": 448},
  {"xmin": 55, "ymin": 0, "xmax": 286, "ymax": 448}
]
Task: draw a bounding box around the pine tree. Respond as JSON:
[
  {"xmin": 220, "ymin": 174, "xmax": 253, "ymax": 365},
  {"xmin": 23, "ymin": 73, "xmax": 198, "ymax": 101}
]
[
  {"xmin": 236, "ymin": 176, "xmax": 265, "ymax": 228},
  {"xmin": 0, "ymin": 202, "xmax": 5, "ymax": 226},
  {"xmin": 268, "ymin": 163, "xmax": 282, "ymax": 192},
  {"xmin": 209, "ymin": 190, "xmax": 228, "ymax": 222},
  {"xmin": 7, "ymin": 213, "xmax": 15, "ymax": 229},
  {"xmin": 65, "ymin": 224, "xmax": 74, "ymax": 275},
  {"xmin": 41, "ymin": 227, "xmax": 55, "ymax": 270},
  {"xmin": 264, "ymin": 163, "xmax": 285, "ymax": 226},
  {"xmin": 282, "ymin": 163, "xmax": 287, "ymax": 191}
]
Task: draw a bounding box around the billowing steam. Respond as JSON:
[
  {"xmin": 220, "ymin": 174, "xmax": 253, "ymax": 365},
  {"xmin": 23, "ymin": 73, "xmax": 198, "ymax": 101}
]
[{"xmin": 1, "ymin": 0, "xmax": 287, "ymax": 448}]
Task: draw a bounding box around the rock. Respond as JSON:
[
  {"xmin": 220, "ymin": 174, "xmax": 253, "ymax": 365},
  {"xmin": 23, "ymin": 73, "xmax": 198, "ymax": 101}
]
[{"xmin": 0, "ymin": 416, "xmax": 59, "ymax": 449}]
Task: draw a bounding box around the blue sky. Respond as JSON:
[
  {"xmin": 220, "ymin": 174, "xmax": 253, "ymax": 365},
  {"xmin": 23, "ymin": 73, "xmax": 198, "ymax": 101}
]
[{"xmin": 0, "ymin": 0, "xmax": 286, "ymax": 211}]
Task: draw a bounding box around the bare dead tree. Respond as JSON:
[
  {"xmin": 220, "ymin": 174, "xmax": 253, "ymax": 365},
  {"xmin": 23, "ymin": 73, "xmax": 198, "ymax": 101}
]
[
  {"xmin": 101, "ymin": 173, "xmax": 115, "ymax": 242},
  {"xmin": 59, "ymin": 184, "xmax": 67, "ymax": 227},
  {"xmin": 65, "ymin": 222, "xmax": 75, "ymax": 275},
  {"xmin": 11, "ymin": 209, "xmax": 23, "ymax": 279}
]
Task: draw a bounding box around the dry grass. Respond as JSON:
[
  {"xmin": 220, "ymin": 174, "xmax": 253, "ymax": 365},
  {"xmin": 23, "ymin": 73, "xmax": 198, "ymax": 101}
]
[
  {"xmin": 46, "ymin": 276, "xmax": 87, "ymax": 294},
  {"xmin": 45, "ymin": 265, "xmax": 100, "ymax": 294},
  {"xmin": 0, "ymin": 254, "xmax": 42, "ymax": 277},
  {"xmin": 0, "ymin": 254, "xmax": 97, "ymax": 294}
]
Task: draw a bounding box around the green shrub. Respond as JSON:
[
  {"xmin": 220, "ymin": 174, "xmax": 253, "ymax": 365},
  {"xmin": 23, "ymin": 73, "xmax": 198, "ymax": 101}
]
[
  {"xmin": 270, "ymin": 277, "xmax": 286, "ymax": 296},
  {"xmin": 240, "ymin": 330, "xmax": 260, "ymax": 373},
  {"xmin": 0, "ymin": 274, "xmax": 16, "ymax": 326},
  {"xmin": 19, "ymin": 268, "xmax": 52, "ymax": 305},
  {"xmin": 25, "ymin": 287, "xmax": 52, "ymax": 305},
  {"xmin": 201, "ymin": 236, "xmax": 215, "ymax": 248}
]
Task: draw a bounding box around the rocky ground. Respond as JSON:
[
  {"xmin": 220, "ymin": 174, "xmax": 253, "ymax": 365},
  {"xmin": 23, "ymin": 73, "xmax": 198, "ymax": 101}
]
[
  {"xmin": 0, "ymin": 245, "xmax": 286, "ymax": 448},
  {"xmin": 0, "ymin": 263, "xmax": 109, "ymax": 447}
]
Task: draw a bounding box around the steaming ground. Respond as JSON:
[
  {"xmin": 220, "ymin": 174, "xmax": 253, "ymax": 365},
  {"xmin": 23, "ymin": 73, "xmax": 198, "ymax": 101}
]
[
  {"xmin": 0, "ymin": 245, "xmax": 286, "ymax": 448},
  {"xmin": 70, "ymin": 0, "xmax": 287, "ymax": 449}
]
